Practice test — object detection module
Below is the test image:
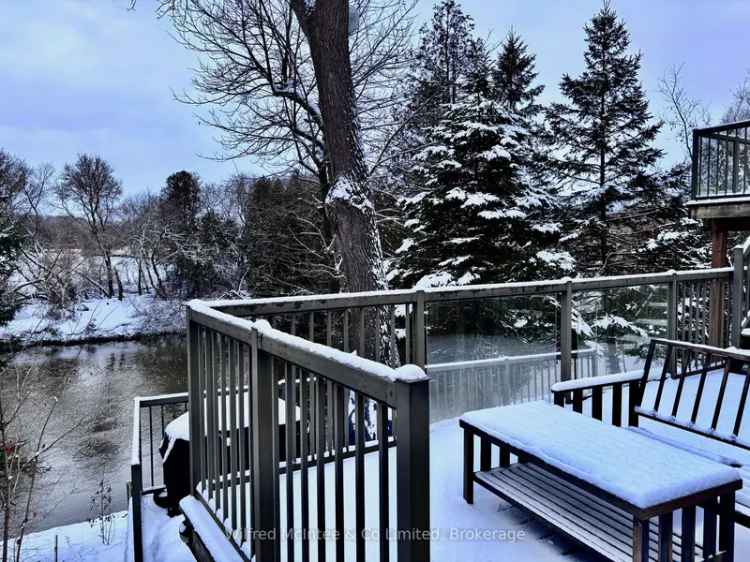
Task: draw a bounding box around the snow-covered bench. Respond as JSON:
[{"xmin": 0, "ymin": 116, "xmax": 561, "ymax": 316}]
[
  {"xmin": 551, "ymin": 338, "xmax": 750, "ymax": 530},
  {"xmin": 460, "ymin": 400, "xmax": 742, "ymax": 562}
]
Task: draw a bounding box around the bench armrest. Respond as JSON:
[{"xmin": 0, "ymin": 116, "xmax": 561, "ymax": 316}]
[
  {"xmin": 551, "ymin": 371, "xmax": 643, "ymax": 394},
  {"xmin": 551, "ymin": 372, "xmax": 644, "ymax": 427}
]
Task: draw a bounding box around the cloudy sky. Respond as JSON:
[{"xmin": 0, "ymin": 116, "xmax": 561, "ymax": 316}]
[{"xmin": 2, "ymin": 0, "xmax": 749, "ymax": 198}]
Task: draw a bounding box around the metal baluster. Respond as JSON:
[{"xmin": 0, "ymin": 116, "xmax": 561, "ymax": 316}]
[
  {"xmin": 378, "ymin": 401, "xmax": 390, "ymax": 562},
  {"xmin": 285, "ymin": 362, "xmax": 296, "ymax": 562},
  {"xmin": 333, "ymin": 383, "xmax": 345, "ymax": 562},
  {"xmin": 220, "ymin": 335, "xmax": 229, "ymax": 519},
  {"xmin": 238, "ymin": 342, "xmax": 248, "ymax": 550},
  {"xmin": 316, "ymin": 374, "xmax": 327, "ymax": 562},
  {"xmin": 300, "ymin": 369, "xmax": 310, "ymax": 562},
  {"xmin": 355, "ymin": 393, "xmax": 365, "ymax": 561},
  {"xmin": 229, "ymin": 338, "xmax": 238, "ymax": 537}
]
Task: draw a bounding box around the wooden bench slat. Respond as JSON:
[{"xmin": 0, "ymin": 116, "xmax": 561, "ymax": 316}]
[
  {"xmin": 520, "ymin": 464, "xmax": 698, "ymax": 557},
  {"xmin": 476, "ymin": 464, "xmax": 704, "ymax": 562},
  {"xmin": 507, "ymin": 464, "xmax": 679, "ymax": 556},
  {"xmin": 511, "ymin": 463, "xmax": 701, "ymax": 561},
  {"xmin": 477, "ymin": 469, "xmax": 636, "ymax": 561}
]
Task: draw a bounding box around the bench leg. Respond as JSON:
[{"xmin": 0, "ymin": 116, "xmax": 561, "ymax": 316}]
[
  {"xmin": 703, "ymin": 502, "xmax": 717, "ymax": 558},
  {"xmin": 719, "ymin": 492, "xmax": 735, "ymax": 562},
  {"xmin": 500, "ymin": 447, "xmax": 510, "ymax": 468},
  {"xmin": 480, "ymin": 438, "xmax": 491, "ymax": 472},
  {"xmin": 463, "ymin": 428, "xmax": 474, "ymax": 504},
  {"xmin": 633, "ymin": 517, "xmax": 650, "ymax": 562},
  {"xmin": 682, "ymin": 506, "xmax": 696, "ymax": 562},
  {"xmin": 658, "ymin": 512, "xmax": 673, "ymax": 562}
]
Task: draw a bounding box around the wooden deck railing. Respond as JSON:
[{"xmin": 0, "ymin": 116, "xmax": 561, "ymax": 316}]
[
  {"xmin": 204, "ymin": 266, "xmax": 736, "ymax": 380},
  {"xmin": 186, "ymin": 301, "xmax": 430, "ymax": 562}
]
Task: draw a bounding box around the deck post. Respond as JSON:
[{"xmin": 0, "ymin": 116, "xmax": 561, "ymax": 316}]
[
  {"xmin": 733, "ymin": 244, "xmax": 744, "ymax": 346},
  {"xmin": 560, "ymin": 278, "xmax": 573, "ymax": 382},
  {"xmin": 186, "ymin": 312, "xmax": 202, "ymax": 494},
  {"xmin": 251, "ymin": 330, "xmax": 277, "ymax": 562},
  {"xmin": 131, "ymin": 397, "xmax": 144, "ymax": 562},
  {"xmin": 667, "ymin": 270, "xmax": 678, "ymax": 341},
  {"xmin": 414, "ymin": 290, "xmax": 426, "ymax": 368},
  {"xmin": 710, "ymin": 223, "xmax": 729, "ymax": 346},
  {"xmin": 395, "ymin": 378, "xmax": 430, "ymax": 562}
]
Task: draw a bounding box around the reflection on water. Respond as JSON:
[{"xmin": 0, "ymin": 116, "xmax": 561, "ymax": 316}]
[{"xmin": 1, "ymin": 336, "xmax": 187, "ymax": 533}]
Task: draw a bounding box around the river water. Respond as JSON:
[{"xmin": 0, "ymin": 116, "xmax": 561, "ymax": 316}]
[
  {"xmin": 2, "ymin": 336, "xmax": 187, "ymax": 534},
  {"xmin": 3, "ymin": 331, "xmax": 633, "ymax": 535}
]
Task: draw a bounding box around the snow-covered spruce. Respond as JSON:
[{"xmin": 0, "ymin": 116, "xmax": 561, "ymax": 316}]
[{"xmin": 394, "ymin": 93, "xmax": 568, "ymax": 290}]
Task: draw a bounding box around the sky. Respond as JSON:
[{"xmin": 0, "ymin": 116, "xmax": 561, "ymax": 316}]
[{"xmin": 1, "ymin": 0, "xmax": 749, "ymax": 198}]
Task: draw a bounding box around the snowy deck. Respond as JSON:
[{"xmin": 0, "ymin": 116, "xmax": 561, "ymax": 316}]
[{"xmin": 140, "ymin": 415, "xmax": 750, "ymax": 561}]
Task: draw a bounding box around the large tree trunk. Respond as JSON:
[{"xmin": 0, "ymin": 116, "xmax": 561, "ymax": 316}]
[{"xmin": 291, "ymin": 0, "xmax": 399, "ymax": 365}]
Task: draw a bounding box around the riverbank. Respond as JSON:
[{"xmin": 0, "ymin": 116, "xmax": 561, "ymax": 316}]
[
  {"xmin": 3, "ymin": 337, "xmax": 189, "ymax": 535},
  {"xmin": 0, "ymin": 295, "xmax": 185, "ymax": 350},
  {"xmin": 5, "ymin": 511, "xmax": 130, "ymax": 562}
]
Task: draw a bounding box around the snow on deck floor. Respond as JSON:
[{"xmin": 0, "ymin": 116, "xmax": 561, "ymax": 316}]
[
  {"xmin": 28, "ymin": 369, "xmax": 750, "ymax": 562},
  {"xmin": 145, "ymin": 404, "xmax": 750, "ymax": 561}
]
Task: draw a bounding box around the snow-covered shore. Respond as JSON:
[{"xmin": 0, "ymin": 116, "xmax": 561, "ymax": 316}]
[
  {"xmin": 0, "ymin": 295, "xmax": 185, "ymax": 348},
  {"xmin": 5, "ymin": 511, "xmax": 130, "ymax": 562}
]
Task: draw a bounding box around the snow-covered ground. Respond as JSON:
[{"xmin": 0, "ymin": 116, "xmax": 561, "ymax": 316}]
[
  {"xmin": 6, "ymin": 511, "xmax": 130, "ymax": 562},
  {"xmin": 0, "ymin": 295, "xmax": 184, "ymax": 345},
  {"xmin": 8, "ymin": 497, "xmax": 194, "ymax": 562}
]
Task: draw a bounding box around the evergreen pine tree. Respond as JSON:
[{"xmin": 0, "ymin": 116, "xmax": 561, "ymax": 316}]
[
  {"xmin": 160, "ymin": 170, "xmax": 204, "ymax": 296},
  {"xmin": 493, "ymin": 31, "xmax": 545, "ymax": 118},
  {"xmin": 0, "ymin": 151, "xmax": 27, "ymax": 325},
  {"xmin": 547, "ymin": 3, "xmax": 663, "ymax": 276},
  {"xmin": 394, "ymin": 9, "xmax": 570, "ymax": 291},
  {"xmin": 394, "ymin": 91, "xmax": 571, "ymax": 289},
  {"xmin": 0, "ymin": 219, "xmax": 22, "ymax": 325},
  {"xmin": 405, "ymin": 0, "xmax": 479, "ymax": 130}
]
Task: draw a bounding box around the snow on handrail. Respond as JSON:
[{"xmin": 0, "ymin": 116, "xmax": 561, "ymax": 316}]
[
  {"xmin": 651, "ymin": 337, "xmax": 750, "ymax": 361},
  {"xmin": 551, "ymin": 371, "xmax": 643, "ymax": 393},
  {"xmin": 188, "ymin": 300, "xmax": 428, "ymax": 385},
  {"xmin": 202, "ymin": 267, "xmax": 732, "ymax": 315},
  {"xmin": 426, "ymin": 347, "xmax": 596, "ymax": 374}
]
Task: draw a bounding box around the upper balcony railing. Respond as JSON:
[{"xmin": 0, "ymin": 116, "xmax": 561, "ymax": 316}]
[{"xmin": 692, "ymin": 119, "xmax": 750, "ymax": 200}]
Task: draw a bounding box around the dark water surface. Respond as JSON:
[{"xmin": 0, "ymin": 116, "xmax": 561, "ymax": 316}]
[{"xmin": 2, "ymin": 336, "xmax": 187, "ymax": 533}]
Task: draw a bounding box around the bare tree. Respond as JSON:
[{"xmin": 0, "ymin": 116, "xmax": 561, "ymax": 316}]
[
  {"xmin": 723, "ymin": 71, "xmax": 750, "ymax": 124},
  {"xmin": 152, "ymin": 0, "xmax": 409, "ymax": 361},
  {"xmin": 288, "ymin": 0, "xmax": 399, "ymax": 362},
  {"xmin": 658, "ymin": 64, "xmax": 710, "ymax": 161},
  {"xmin": 121, "ymin": 193, "xmax": 164, "ymax": 296},
  {"xmin": 56, "ymin": 155, "xmax": 123, "ymax": 299},
  {"xmin": 0, "ymin": 356, "xmax": 80, "ymax": 562},
  {"xmin": 0, "ymin": 153, "xmax": 56, "ymax": 320},
  {"xmin": 158, "ymin": 0, "xmax": 414, "ymax": 180}
]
